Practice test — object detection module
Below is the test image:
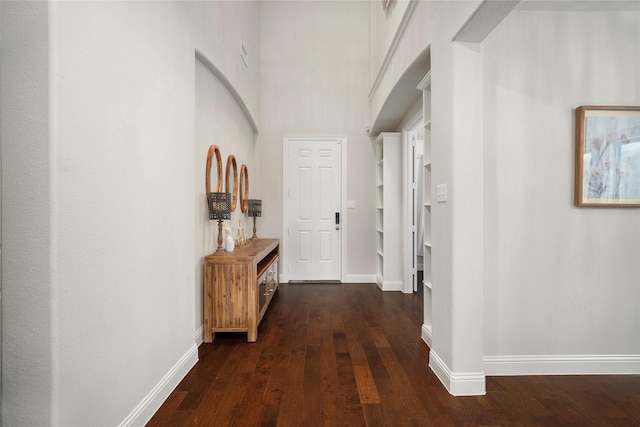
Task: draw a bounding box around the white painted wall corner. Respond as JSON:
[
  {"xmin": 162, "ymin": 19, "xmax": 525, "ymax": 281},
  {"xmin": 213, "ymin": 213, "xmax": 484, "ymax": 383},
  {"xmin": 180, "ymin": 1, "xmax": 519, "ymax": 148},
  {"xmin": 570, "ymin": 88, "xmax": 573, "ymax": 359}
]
[
  {"xmin": 118, "ymin": 344, "xmax": 198, "ymax": 427},
  {"xmin": 429, "ymin": 350, "xmax": 486, "ymax": 396}
]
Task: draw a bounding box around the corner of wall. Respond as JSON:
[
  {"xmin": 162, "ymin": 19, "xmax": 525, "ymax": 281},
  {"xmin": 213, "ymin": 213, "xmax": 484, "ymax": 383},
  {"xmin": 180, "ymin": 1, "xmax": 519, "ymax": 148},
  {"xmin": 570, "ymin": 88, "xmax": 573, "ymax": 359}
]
[
  {"xmin": 119, "ymin": 345, "xmax": 199, "ymax": 427},
  {"xmin": 429, "ymin": 350, "xmax": 486, "ymax": 396}
]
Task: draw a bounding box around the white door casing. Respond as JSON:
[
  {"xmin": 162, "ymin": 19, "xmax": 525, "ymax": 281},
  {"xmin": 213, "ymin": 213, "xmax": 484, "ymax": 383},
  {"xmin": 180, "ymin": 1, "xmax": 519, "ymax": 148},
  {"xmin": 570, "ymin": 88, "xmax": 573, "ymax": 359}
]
[{"xmin": 283, "ymin": 136, "xmax": 346, "ymax": 282}]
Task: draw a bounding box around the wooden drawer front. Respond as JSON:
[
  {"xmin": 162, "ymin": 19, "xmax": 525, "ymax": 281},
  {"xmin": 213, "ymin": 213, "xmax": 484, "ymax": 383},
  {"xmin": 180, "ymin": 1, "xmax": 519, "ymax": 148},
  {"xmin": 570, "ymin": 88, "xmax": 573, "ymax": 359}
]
[{"xmin": 212, "ymin": 264, "xmax": 249, "ymax": 328}]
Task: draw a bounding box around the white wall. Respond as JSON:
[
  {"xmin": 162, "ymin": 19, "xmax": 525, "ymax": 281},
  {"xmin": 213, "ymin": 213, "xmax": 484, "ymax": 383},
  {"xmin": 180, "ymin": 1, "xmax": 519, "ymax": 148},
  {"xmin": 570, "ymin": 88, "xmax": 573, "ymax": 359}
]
[
  {"xmin": 192, "ymin": 1, "xmax": 261, "ymax": 129},
  {"xmin": 194, "ymin": 58, "xmax": 258, "ymax": 340},
  {"xmin": 482, "ymin": 10, "xmax": 640, "ymax": 369},
  {"xmin": 369, "ymin": 0, "xmax": 412, "ymax": 86},
  {"xmin": 1, "ymin": 2, "xmax": 53, "ymax": 425},
  {"xmin": 368, "ymin": 0, "xmax": 488, "ymax": 394},
  {"xmin": 368, "ymin": 0, "xmax": 436, "ymax": 132},
  {"xmin": 2, "ymin": 1, "xmax": 261, "ymax": 425},
  {"xmin": 52, "ymin": 2, "xmax": 197, "ymax": 425},
  {"xmin": 259, "ymin": 0, "xmax": 373, "ymax": 280}
]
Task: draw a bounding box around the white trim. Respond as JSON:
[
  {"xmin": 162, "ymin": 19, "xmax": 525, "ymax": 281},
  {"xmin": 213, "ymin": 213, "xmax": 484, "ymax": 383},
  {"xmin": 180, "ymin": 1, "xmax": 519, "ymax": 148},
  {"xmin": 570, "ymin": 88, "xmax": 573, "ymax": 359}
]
[
  {"xmin": 118, "ymin": 344, "xmax": 199, "ymax": 427},
  {"xmin": 195, "ymin": 50, "xmax": 258, "ymax": 134},
  {"xmin": 344, "ymin": 274, "xmax": 376, "ymax": 283},
  {"xmin": 421, "ymin": 324, "xmax": 432, "ymax": 348},
  {"xmin": 401, "ymin": 112, "xmax": 424, "ymax": 295},
  {"xmin": 195, "ymin": 325, "xmax": 204, "ymax": 345},
  {"xmin": 484, "ymin": 354, "xmax": 640, "ymax": 376},
  {"xmin": 375, "ymin": 280, "xmax": 403, "ymax": 291},
  {"xmin": 282, "ymin": 135, "xmax": 348, "ymax": 283},
  {"xmin": 429, "ymin": 350, "xmax": 486, "ymax": 396},
  {"xmin": 416, "ymin": 69, "xmax": 431, "ymax": 91},
  {"xmin": 368, "ymin": 0, "xmax": 419, "ymax": 99}
]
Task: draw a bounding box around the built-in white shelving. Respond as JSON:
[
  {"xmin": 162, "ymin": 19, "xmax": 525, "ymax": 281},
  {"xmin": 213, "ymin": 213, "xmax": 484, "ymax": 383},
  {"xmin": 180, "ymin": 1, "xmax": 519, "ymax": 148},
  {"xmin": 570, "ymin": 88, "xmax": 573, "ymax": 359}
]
[
  {"xmin": 375, "ymin": 132, "xmax": 402, "ymax": 291},
  {"xmin": 418, "ymin": 70, "xmax": 433, "ymax": 347}
]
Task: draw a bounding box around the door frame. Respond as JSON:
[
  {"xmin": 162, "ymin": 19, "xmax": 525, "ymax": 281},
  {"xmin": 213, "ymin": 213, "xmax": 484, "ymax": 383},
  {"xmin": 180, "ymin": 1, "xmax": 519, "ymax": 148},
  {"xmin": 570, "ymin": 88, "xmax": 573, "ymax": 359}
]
[
  {"xmin": 402, "ymin": 113, "xmax": 424, "ymax": 294},
  {"xmin": 281, "ymin": 135, "xmax": 347, "ymax": 283}
]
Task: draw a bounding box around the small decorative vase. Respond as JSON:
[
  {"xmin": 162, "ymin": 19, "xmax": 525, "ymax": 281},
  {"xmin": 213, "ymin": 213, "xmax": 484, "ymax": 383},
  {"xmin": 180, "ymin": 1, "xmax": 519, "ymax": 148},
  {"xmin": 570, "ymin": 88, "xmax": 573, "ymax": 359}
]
[{"xmin": 224, "ymin": 227, "xmax": 235, "ymax": 252}]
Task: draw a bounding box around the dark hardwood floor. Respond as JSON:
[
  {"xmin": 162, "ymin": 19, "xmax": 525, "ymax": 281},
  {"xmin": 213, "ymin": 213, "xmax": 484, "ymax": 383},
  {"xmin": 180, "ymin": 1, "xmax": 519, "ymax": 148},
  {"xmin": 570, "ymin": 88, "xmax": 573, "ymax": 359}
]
[{"xmin": 148, "ymin": 283, "xmax": 640, "ymax": 426}]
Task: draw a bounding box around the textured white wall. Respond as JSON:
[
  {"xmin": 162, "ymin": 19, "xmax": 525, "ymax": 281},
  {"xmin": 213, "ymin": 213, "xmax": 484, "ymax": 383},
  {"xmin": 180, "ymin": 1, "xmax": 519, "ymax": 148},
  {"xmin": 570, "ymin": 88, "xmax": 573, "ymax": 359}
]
[
  {"xmin": 192, "ymin": 1, "xmax": 261, "ymax": 128},
  {"xmin": 427, "ymin": 1, "xmax": 486, "ymax": 393},
  {"xmin": 194, "ymin": 58, "xmax": 258, "ymax": 339},
  {"xmin": 368, "ymin": 0, "xmax": 486, "ymax": 391},
  {"xmin": 369, "ymin": 0, "xmax": 412, "ymax": 85},
  {"xmin": 1, "ymin": 2, "xmax": 53, "ymax": 425},
  {"xmin": 259, "ymin": 0, "xmax": 373, "ymax": 279},
  {"xmin": 482, "ymin": 10, "xmax": 640, "ymax": 358},
  {"xmin": 2, "ymin": 0, "xmax": 262, "ymax": 425},
  {"xmin": 51, "ymin": 2, "xmax": 197, "ymax": 424},
  {"xmin": 368, "ymin": 0, "xmax": 436, "ymax": 132}
]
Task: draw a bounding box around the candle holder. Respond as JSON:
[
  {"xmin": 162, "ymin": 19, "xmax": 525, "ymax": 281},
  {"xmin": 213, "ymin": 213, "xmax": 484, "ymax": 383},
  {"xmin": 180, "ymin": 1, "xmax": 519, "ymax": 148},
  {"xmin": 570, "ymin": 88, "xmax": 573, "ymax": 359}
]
[
  {"xmin": 247, "ymin": 199, "xmax": 262, "ymax": 239},
  {"xmin": 209, "ymin": 192, "xmax": 231, "ymax": 251}
]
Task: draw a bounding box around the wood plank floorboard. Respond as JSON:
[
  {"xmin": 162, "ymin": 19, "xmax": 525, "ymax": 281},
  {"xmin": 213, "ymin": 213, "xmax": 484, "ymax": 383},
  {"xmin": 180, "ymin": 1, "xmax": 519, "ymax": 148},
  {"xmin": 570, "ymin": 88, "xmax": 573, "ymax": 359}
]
[{"xmin": 147, "ymin": 283, "xmax": 640, "ymax": 426}]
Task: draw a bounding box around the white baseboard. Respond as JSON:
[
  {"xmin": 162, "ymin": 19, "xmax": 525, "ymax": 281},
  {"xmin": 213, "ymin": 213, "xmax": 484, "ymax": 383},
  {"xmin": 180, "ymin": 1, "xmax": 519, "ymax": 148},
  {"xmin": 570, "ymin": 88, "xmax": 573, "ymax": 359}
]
[
  {"xmin": 344, "ymin": 274, "xmax": 376, "ymax": 283},
  {"xmin": 279, "ymin": 274, "xmax": 377, "ymax": 284},
  {"xmin": 195, "ymin": 325, "xmax": 204, "ymax": 345},
  {"xmin": 375, "ymin": 280, "xmax": 403, "ymax": 291},
  {"xmin": 421, "ymin": 324, "xmax": 432, "ymax": 348},
  {"xmin": 118, "ymin": 344, "xmax": 199, "ymax": 427},
  {"xmin": 484, "ymin": 354, "xmax": 640, "ymax": 376},
  {"xmin": 429, "ymin": 350, "xmax": 486, "ymax": 396}
]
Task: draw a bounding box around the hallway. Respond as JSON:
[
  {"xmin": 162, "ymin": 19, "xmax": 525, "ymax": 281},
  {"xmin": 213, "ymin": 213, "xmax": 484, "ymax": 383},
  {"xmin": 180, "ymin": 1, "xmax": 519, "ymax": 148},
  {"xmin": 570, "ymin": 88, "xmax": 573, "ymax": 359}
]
[{"xmin": 148, "ymin": 283, "xmax": 640, "ymax": 426}]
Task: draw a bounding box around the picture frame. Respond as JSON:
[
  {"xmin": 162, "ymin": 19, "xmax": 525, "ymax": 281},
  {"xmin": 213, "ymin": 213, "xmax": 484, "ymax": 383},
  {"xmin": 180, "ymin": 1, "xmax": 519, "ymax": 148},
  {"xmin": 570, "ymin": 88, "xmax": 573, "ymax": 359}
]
[{"xmin": 574, "ymin": 106, "xmax": 640, "ymax": 207}]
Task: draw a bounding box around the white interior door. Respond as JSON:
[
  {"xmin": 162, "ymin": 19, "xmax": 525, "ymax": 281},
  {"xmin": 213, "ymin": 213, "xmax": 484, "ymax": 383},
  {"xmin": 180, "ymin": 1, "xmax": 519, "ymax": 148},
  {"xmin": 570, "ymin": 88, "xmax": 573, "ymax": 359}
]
[{"xmin": 284, "ymin": 136, "xmax": 344, "ymax": 281}]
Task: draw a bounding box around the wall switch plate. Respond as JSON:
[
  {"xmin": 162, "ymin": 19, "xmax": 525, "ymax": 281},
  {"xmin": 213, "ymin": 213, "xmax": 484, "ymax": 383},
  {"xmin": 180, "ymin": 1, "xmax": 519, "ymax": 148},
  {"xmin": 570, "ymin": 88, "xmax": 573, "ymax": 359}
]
[
  {"xmin": 347, "ymin": 200, "xmax": 355, "ymax": 209},
  {"xmin": 437, "ymin": 184, "xmax": 447, "ymax": 203}
]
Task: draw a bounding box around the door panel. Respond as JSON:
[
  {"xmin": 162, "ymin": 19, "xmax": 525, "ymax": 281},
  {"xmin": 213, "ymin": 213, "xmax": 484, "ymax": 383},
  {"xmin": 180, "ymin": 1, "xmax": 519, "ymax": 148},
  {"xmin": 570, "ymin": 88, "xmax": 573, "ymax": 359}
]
[{"xmin": 285, "ymin": 137, "xmax": 342, "ymax": 281}]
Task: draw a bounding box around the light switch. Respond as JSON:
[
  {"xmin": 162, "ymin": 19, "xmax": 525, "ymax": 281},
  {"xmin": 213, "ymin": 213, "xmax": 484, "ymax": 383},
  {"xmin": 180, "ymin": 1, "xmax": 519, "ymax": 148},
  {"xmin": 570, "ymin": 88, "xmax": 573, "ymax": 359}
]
[
  {"xmin": 437, "ymin": 184, "xmax": 447, "ymax": 203},
  {"xmin": 347, "ymin": 200, "xmax": 355, "ymax": 209}
]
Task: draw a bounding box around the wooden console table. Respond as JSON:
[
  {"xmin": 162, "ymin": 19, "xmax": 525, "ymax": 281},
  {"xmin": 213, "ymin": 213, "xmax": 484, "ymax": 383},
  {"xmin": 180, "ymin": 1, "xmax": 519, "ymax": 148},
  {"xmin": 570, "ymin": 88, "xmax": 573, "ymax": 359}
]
[{"xmin": 203, "ymin": 238, "xmax": 279, "ymax": 343}]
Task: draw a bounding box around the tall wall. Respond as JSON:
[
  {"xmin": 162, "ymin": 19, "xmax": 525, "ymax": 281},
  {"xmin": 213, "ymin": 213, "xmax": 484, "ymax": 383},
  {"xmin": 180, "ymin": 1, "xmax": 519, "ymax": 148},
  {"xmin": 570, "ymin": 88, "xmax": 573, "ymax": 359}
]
[
  {"xmin": 259, "ymin": 0, "xmax": 373, "ymax": 280},
  {"xmin": 191, "ymin": 0, "xmax": 260, "ymax": 342},
  {"xmin": 482, "ymin": 9, "xmax": 640, "ymax": 372},
  {"xmin": 368, "ymin": 0, "xmax": 640, "ymax": 394},
  {"xmin": 368, "ymin": 0, "xmax": 487, "ymax": 394},
  {"xmin": 1, "ymin": 2, "xmax": 53, "ymax": 424},
  {"xmin": 194, "ymin": 58, "xmax": 258, "ymax": 340},
  {"xmin": 2, "ymin": 1, "xmax": 261, "ymax": 425},
  {"xmin": 369, "ymin": 0, "xmax": 413, "ymax": 86}
]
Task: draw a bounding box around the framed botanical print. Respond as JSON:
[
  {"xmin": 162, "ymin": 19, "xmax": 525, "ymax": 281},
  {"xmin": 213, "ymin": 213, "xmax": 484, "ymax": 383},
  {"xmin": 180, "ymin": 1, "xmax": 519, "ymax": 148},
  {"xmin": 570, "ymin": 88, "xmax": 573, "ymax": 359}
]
[{"xmin": 574, "ymin": 106, "xmax": 640, "ymax": 207}]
